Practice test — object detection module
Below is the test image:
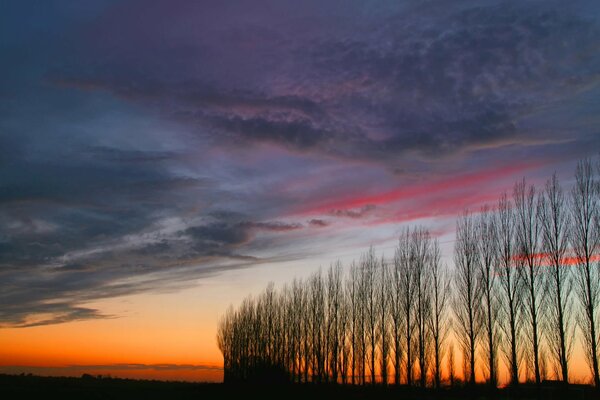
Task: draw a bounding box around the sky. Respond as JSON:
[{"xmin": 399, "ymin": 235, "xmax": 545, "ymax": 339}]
[{"xmin": 1, "ymin": 0, "xmax": 600, "ymax": 383}]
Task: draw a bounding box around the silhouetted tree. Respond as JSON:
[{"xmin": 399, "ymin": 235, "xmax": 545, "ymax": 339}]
[
  {"xmin": 413, "ymin": 228, "xmax": 432, "ymax": 387},
  {"xmin": 390, "ymin": 239, "xmax": 406, "ymax": 385},
  {"xmin": 428, "ymin": 239, "xmax": 450, "ymax": 388},
  {"xmin": 326, "ymin": 262, "xmax": 344, "ymax": 383},
  {"xmin": 308, "ymin": 271, "xmax": 326, "ymax": 382},
  {"xmin": 496, "ymin": 192, "xmax": 524, "ymax": 386},
  {"xmin": 377, "ymin": 255, "xmax": 391, "ymax": 385},
  {"xmin": 362, "ymin": 248, "xmax": 379, "ymax": 385},
  {"xmin": 514, "ymin": 179, "xmax": 545, "ymax": 386},
  {"xmin": 571, "ymin": 159, "xmax": 600, "ymax": 387},
  {"xmin": 397, "ymin": 228, "xmax": 417, "ymax": 386},
  {"xmin": 453, "ymin": 211, "xmax": 482, "ymax": 385},
  {"xmin": 291, "ymin": 278, "xmax": 305, "ymax": 382},
  {"xmin": 477, "ymin": 206, "xmax": 502, "ymax": 388},
  {"xmin": 539, "ymin": 173, "xmax": 574, "ymax": 383},
  {"xmin": 347, "ymin": 261, "xmax": 362, "ymax": 385},
  {"xmin": 338, "ymin": 284, "xmax": 350, "ymax": 384}
]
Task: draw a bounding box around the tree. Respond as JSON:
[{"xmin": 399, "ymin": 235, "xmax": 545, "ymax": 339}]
[
  {"xmin": 390, "ymin": 238, "xmax": 406, "ymax": 385},
  {"xmin": 397, "ymin": 228, "xmax": 417, "ymax": 385},
  {"xmin": 217, "ymin": 306, "xmax": 234, "ymax": 382},
  {"xmin": 514, "ymin": 179, "xmax": 545, "ymax": 386},
  {"xmin": 428, "ymin": 238, "xmax": 450, "ymax": 388},
  {"xmin": 413, "ymin": 228, "xmax": 432, "ymax": 387},
  {"xmin": 291, "ymin": 278, "xmax": 305, "ymax": 382},
  {"xmin": 477, "ymin": 206, "xmax": 502, "ymax": 387},
  {"xmin": 338, "ymin": 284, "xmax": 350, "ymax": 384},
  {"xmin": 326, "ymin": 262, "xmax": 344, "ymax": 383},
  {"xmin": 308, "ymin": 271, "xmax": 326, "ymax": 382},
  {"xmin": 347, "ymin": 261, "xmax": 363, "ymax": 385},
  {"xmin": 453, "ymin": 211, "xmax": 482, "ymax": 385},
  {"xmin": 570, "ymin": 159, "xmax": 600, "ymax": 387},
  {"xmin": 496, "ymin": 192, "xmax": 523, "ymax": 386},
  {"xmin": 377, "ymin": 256, "xmax": 391, "ymax": 385},
  {"xmin": 539, "ymin": 173, "xmax": 574, "ymax": 383},
  {"xmin": 361, "ymin": 247, "xmax": 379, "ymax": 385}
]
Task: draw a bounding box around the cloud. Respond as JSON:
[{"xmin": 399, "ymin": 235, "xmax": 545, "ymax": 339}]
[
  {"xmin": 185, "ymin": 223, "xmax": 250, "ymax": 250},
  {"xmin": 0, "ymin": 210, "xmax": 306, "ymax": 327},
  {"xmin": 51, "ymin": 1, "xmax": 600, "ymax": 167},
  {"xmin": 209, "ymin": 115, "xmax": 328, "ymax": 151},
  {"xmin": 1, "ymin": 307, "xmax": 111, "ymax": 329},
  {"xmin": 1, "ymin": 0, "xmax": 599, "ymax": 328},
  {"xmin": 239, "ymin": 220, "xmax": 303, "ymax": 232},
  {"xmin": 308, "ymin": 219, "xmax": 329, "ymax": 227},
  {"xmin": 0, "ymin": 254, "xmax": 268, "ymax": 328},
  {"xmin": 301, "ymin": 161, "xmax": 540, "ymax": 216},
  {"xmin": 330, "ymin": 205, "xmax": 376, "ymax": 219},
  {"xmin": 68, "ymin": 363, "xmax": 223, "ymax": 371}
]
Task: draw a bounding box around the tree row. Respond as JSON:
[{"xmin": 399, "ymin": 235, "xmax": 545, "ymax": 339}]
[{"xmin": 217, "ymin": 159, "xmax": 600, "ymax": 387}]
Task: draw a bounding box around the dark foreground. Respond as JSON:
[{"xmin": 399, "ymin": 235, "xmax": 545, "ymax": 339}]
[{"xmin": 1, "ymin": 374, "xmax": 597, "ymax": 400}]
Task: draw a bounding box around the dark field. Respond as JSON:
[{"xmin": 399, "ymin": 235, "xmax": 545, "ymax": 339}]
[{"xmin": 1, "ymin": 374, "xmax": 598, "ymax": 400}]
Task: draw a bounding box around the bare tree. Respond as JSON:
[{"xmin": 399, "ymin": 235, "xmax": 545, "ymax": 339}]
[
  {"xmin": 477, "ymin": 206, "xmax": 502, "ymax": 387},
  {"xmin": 217, "ymin": 306, "xmax": 234, "ymax": 382},
  {"xmin": 378, "ymin": 255, "xmax": 391, "ymax": 385},
  {"xmin": 308, "ymin": 271, "xmax": 326, "ymax": 382},
  {"xmin": 390, "ymin": 238, "xmax": 406, "ymax": 385},
  {"xmin": 397, "ymin": 228, "xmax": 417, "ymax": 385},
  {"xmin": 514, "ymin": 179, "xmax": 545, "ymax": 385},
  {"xmin": 496, "ymin": 192, "xmax": 523, "ymax": 385},
  {"xmin": 453, "ymin": 211, "xmax": 482, "ymax": 385},
  {"xmin": 571, "ymin": 159, "xmax": 600, "ymax": 387},
  {"xmin": 338, "ymin": 284, "xmax": 350, "ymax": 384},
  {"xmin": 300, "ymin": 279, "xmax": 310, "ymax": 382},
  {"xmin": 362, "ymin": 247, "xmax": 379, "ymax": 384},
  {"xmin": 428, "ymin": 239, "xmax": 450, "ymax": 388},
  {"xmin": 413, "ymin": 228, "xmax": 432, "ymax": 387},
  {"xmin": 539, "ymin": 173, "xmax": 574, "ymax": 383},
  {"xmin": 347, "ymin": 261, "xmax": 363, "ymax": 384},
  {"xmin": 327, "ymin": 262, "xmax": 344, "ymax": 383},
  {"xmin": 291, "ymin": 278, "xmax": 305, "ymax": 382}
]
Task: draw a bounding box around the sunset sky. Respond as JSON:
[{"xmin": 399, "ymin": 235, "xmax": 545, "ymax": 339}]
[{"xmin": 1, "ymin": 0, "xmax": 600, "ymax": 383}]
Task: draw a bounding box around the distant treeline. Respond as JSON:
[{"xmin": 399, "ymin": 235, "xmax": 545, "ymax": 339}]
[{"xmin": 217, "ymin": 159, "xmax": 600, "ymax": 387}]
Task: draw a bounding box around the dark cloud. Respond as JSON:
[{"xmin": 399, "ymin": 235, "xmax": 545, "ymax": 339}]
[
  {"xmin": 330, "ymin": 205, "xmax": 376, "ymax": 219},
  {"xmin": 51, "ymin": 1, "xmax": 600, "ymax": 164},
  {"xmin": 0, "ymin": 212, "xmax": 302, "ymax": 327},
  {"xmin": 0, "ymin": 298, "xmax": 112, "ymax": 328},
  {"xmin": 308, "ymin": 219, "xmax": 329, "ymax": 227},
  {"xmin": 84, "ymin": 146, "xmax": 180, "ymax": 164},
  {"xmin": 239, "ymin": 221, "xmax": 303, "ymax": 232},
  {"xmin": 210, "ymin": 115, "xmax": 328, "ymax": 151},
  {"xmin": 0, "ymin": 254, "xmax": 263, "ymax": 328},
  {"xmin": 185, "ymin": 223, "xmax": 250, "ymax": 248}
]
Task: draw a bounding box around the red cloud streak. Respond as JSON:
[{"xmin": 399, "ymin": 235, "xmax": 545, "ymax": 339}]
[
  {"xmin": 513, "ymin": 252, "xmax": 600, "ymax": 266},
  {"xmin": 297, "ymin": 161, "xmax": 542, "ymax": 218}
]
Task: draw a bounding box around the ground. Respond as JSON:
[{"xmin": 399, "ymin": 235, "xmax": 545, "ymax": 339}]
[{"xmin": 1, "ymin": 374, "xmax": 597, "ymax": 400}]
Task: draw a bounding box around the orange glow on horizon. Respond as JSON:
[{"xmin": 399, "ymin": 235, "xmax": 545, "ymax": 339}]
[
  {"xmin": 0, "ymin": 289, "xmax": 228, "ymax": 382},
  {"xmin": 0, "ymin": 302, "xmax": 595, "ymax": 384}
]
